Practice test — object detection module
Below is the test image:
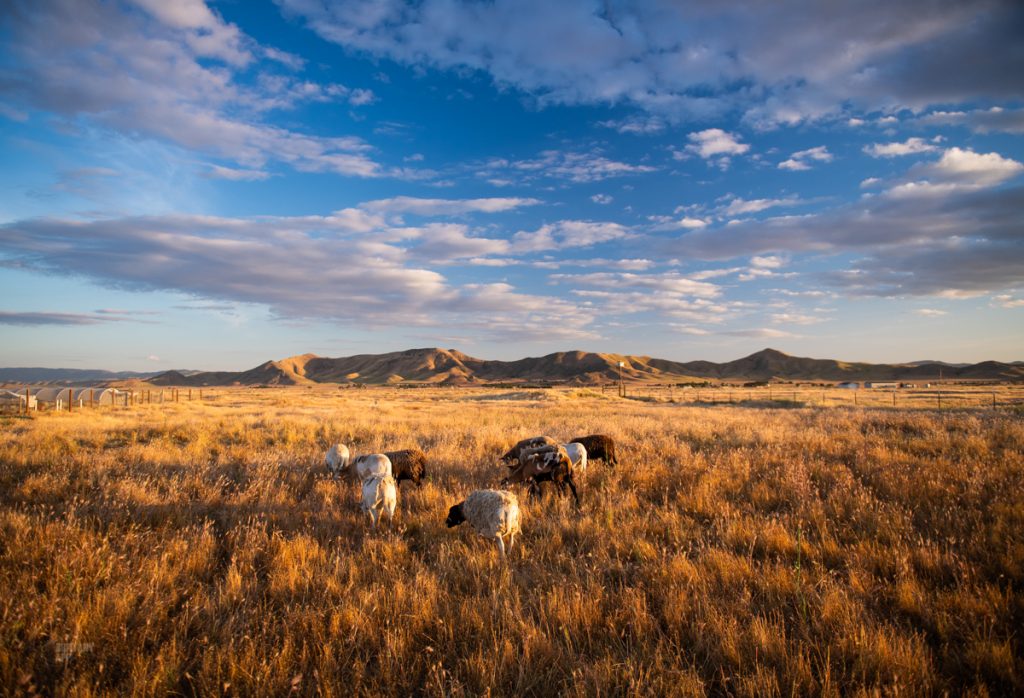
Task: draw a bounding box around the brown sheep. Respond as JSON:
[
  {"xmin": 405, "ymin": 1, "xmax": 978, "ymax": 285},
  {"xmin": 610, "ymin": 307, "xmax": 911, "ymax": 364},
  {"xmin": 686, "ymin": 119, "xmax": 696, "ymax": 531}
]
[
  {"xmin": 569, "ymin": 434, "xmax": 618, "ymax": 467},
  {"xmin": 383, "ymin": 448, "xmax": 428, "ymax": 487},
  {"xmin": 499, "ymin": 435, "xmax": 557, "ymax": 465},
  {"xmin": 500, "ymin": 444, "xmax": 580, "ymax": 505}
]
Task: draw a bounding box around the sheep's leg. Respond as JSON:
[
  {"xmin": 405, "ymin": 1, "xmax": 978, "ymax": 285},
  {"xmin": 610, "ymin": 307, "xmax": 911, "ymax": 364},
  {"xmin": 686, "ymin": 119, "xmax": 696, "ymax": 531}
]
[
  {"xmin": 496, "ymin": 536, "xmax": 506, "ymax": 558},
  {"xmin": 369, "ymin": 508, "xmax": 379, "ymax": 529},
  {"xmin": 507, "ymin": 533, "xmax": 515, "ymax": 555},
  {"xmin": 566, "ymin": 476, "xmax": 581, "ymax": 507}
]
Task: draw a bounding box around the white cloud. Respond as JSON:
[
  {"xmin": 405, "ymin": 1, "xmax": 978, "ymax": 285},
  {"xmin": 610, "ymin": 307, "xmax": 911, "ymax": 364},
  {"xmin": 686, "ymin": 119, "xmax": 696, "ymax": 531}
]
[
  {"xmin": 277, "ymin": 0, "xmax": 1022, "ymax": 125},
  {"xmin": 206, "ymin": 165, "xmax": 270, "ymax": 181},
  {"xmin": 860, "ymin": 177, "xmax": 882, "ymax": 188},
  {"xmin": 685, "ymin": 129, "xmax": 750, "ymax": 163},
  {"xmin": 778, "ymin": 145, "xmax": 832, "ymax": 171},
  {"xmin": 596, "ymin": 116, "xmax": 666, "ymax": 135},
  {"xmin": 590, "ymin": 194, "xmax": 613, "ymax": 204},
  {"xmin": 914, "ymin": 308, "xmax": 947, "ymax": 317},
  {"xmin": 916, "ymin": 107, "xmax": 1024, "ymax": 134},
  {"xmin": 750, "ymin": 255, "xmax": 786, "ymax": 269},
  {"xmin": 992, "ymin": 294, "xmax": 1024, "ymax": 309},
  {"xmin": 1, "ymin": 0, "xmax": 394, "ymax": 178},
  {"xmin": 720, "ymin": 196, "xmax": 801, "ymax": 218},
  {"xmin": 512, "ymin": 220, "xmax": 630, "ymax": 252},
  {"xmin": 864, "ymin": 137, "xmax": 938, "ymax": 157},
  {"xmin": 361, "ymin": 196, "xmax": 542, "ymax": 216}
]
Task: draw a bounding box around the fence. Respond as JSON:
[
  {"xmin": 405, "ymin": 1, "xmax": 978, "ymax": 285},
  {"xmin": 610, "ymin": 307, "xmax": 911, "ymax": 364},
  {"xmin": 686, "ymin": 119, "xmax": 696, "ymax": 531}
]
[
  {"xmin": 601, "ymin": 384, "xmax": 1024, "ymax": 409},
  {"xmin": 5, "ymin": 387, "xmax": 206, "ymax": 414}
]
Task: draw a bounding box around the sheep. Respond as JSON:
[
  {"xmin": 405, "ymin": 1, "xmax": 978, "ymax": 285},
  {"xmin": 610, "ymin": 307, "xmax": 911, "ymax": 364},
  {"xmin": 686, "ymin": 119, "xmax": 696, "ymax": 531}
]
[
  {"xmin": 445, "ymin": 489, "xmax": 521, "ymax": 557},
  {"xmin": 569, "ymin": 434, "xmax": 618, "ymax": 467},
  {"xmin": 349, "ymin": 453, "xmax": 393, "ymax": 480},
  {"xmin": 499, "ymin": 435, "xmax": 557, "ymax": 465},
  {"xmin": 325, "ymin": 443, "xmax": 350, "ymax": 479},
  {"xmin": 361, "ymin": 474, "xmax": 397, "ymax": 528},
  {"xmin": 501, "ymin": 444, "xmax": 580, "ymax": 506},
  {"xmin": 383, "ymin": 448, "xmax": 428, "ymax": 487},
  {"xmin": 563, "ymin": 442, "xmax": 587, "ymax": 475}
]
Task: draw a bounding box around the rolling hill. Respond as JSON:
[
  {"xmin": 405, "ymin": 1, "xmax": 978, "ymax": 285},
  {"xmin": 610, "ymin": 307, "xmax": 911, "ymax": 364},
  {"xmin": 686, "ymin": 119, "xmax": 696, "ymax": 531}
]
[{"xmin": 141, "ymin": 348, "xmax": 1024, "ymax": 386}]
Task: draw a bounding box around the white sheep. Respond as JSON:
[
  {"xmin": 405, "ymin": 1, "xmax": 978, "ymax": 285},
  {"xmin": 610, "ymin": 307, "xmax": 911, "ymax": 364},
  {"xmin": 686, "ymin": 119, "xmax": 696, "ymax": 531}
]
[
  {"xmin": 445, "ymin": 489, "xmax": 521, "ymax": 557},
  {"xmin": 361, "ymin": 474, "xmax": 397, "ymax": 528},
  {"xmin": 563, "ymin": 442, "xmax": 587, "ymax": 475},
  {"xmin": 351, "ymin": 453, "xmax": 392, "ymax": 480},
  {"xmin": 325, "ymin": 443, "xmax": 350, "ymax": 479}
]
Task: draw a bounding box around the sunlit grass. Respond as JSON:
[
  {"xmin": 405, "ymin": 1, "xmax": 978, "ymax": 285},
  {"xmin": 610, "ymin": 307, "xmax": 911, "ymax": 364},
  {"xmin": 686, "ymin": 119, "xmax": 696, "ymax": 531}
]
[{"xmin": 1, "ymin": 387, "xmax": 1021, "ymax": 695}]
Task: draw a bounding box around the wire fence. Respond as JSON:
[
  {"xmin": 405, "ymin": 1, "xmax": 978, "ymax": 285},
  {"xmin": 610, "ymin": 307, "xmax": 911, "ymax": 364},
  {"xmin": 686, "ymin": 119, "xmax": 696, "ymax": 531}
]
[{"xmin": 603, "ymin": 384, "xmax": 1024, "ymax": 409}]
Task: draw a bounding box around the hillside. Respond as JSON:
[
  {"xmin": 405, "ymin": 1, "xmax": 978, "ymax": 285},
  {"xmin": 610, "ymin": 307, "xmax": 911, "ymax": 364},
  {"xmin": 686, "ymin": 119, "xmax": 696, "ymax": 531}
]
[{"xmin": 140, "ymin": 347, "xmax": 1024, "ymax": 386}]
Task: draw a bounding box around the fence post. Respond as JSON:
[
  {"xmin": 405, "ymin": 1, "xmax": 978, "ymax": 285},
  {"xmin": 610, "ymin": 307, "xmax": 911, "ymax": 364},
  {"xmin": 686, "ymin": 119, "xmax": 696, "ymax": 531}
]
[
  {"xmin": 892, "ymin": 391, "xmax": 896, "ymax": 407},
  {"xmin": 992, "ymin": 392, "xmax": 996, "ymax": 409},
  {"xmin": 938, "ymin": 391, "xmax": 941, "ymax": 409},
  {"xmin": 199, "ymin": 389, "xmax": 203, "ymax": 401},
  {"xmin": 188, "ymin": 389, "xmax": 192, "ymax": 401},
  {"xmin": 854, "ymin": 391, "xmax": 858, "ymax": 406},
  {"xmin": 68, "ymin": 389, "xmax": 74, "ymax": 413},
  {"xmin": 25, "ymin": 387, "xmax": 30, "ymax": 415}
]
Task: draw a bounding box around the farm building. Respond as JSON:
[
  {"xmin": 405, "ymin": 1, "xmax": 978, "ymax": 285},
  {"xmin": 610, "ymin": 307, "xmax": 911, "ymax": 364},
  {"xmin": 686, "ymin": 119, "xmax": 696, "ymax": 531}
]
[
  {"xmin": 865, "ymin": 382, "xmax": 899, "ymax": 389},
  {"xmin": 0, "ymin": 390, "xmax": 36, "ymax": 410},
  {"xmin": 29, "ymin": 386, "xmax": 125, "ymax": 407},
  {"xmin": 30, "ymin": 387, "xmax": 78, "ymax": 407},
  {"xmin": 837, "ymin": 381, "xmax": 860, "ymax": 389},
  {"xmin": 78, "ymin": 387, "xmax": 125, "ymax": 405}
]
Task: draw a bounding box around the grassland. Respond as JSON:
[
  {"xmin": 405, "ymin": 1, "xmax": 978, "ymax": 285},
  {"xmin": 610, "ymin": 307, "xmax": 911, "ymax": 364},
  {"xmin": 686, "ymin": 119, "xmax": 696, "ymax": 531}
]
[{"xmin": 1, "ymin": 387, "xmax": 1022, "ymax": 696}]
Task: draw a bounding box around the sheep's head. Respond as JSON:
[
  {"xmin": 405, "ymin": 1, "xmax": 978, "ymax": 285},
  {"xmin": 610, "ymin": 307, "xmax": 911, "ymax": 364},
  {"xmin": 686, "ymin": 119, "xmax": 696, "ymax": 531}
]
[{"xmin": 445, "ymin": 503, "xmax": 466, "ymax": 528}]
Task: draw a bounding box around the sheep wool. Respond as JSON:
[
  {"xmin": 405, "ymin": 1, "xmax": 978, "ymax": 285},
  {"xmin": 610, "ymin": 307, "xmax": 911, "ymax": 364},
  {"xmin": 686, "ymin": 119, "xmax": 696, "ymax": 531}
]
[
  {"xmin": 326, "ymin": 443, "xmax": 350, "ymax": 478},
  {"xmin": 463, "ymin": 489, "xmax": 521, "ymax": 540},
  {"xmin": 361, "ymin": 474, "xmax": 397, "ymax": 528}
]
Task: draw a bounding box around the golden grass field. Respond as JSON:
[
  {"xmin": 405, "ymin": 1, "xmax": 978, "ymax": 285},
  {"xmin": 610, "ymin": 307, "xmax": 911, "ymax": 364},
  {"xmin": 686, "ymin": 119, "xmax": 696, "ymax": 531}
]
[{"xmin": 1, "ymin": 387, "xmax": 1022, "ymax": 696}]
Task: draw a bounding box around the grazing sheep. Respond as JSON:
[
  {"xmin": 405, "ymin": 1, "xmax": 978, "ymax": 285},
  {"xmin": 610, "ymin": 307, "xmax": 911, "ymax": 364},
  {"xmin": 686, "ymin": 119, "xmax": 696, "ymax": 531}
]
[
  {"xmin": 445, "ymin": 489, "xmax": 521, "ymax": 557},
  {"xmin": 383, "ymin": 449, "xmax": 428, "ymax": 487},
  {"xmin": 349, "ymin": 453, "xmax": 393, "ymax": 480},
  {"xmin": 361, "ymin": 474, "xmax": 397, "ymax": 528},
  {"xmin": 325, "ymin": 443, "xmax": 350, "ymax": 479},
  {"xmin": 563, "ymin": 442, "xmax": 587, "ymax": 475},
  {"xmin": 501, "ymin": 444, "xmax": 580, "ymax": 506},
  {"xmin": 569, "ymin": 434, "xmax": 618, "ymax": 467},
  {"xmin": 499, "ymin": 435, "xmax": 557, "ymax": 465}
]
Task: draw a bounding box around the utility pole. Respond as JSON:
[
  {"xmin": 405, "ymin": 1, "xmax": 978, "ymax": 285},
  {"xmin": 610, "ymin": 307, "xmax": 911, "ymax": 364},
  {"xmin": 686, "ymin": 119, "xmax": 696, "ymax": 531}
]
[{"xmin": 618, "ymin": 361, "xmax": 625, "ymax": 397}]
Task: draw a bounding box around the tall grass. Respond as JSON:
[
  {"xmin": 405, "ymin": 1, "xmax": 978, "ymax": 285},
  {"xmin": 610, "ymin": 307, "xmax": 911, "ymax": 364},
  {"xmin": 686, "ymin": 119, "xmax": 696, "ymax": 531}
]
[{"xmin": 1, "ymin": 389, "xmax": 1021, "ymax": 695}]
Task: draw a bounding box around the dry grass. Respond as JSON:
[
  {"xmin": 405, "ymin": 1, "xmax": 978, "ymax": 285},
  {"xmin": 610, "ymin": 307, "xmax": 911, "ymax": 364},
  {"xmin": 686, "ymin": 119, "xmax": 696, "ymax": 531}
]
[{"xmin": 1, "ymin": 387, "xmax": 1022, "ymax": 696}]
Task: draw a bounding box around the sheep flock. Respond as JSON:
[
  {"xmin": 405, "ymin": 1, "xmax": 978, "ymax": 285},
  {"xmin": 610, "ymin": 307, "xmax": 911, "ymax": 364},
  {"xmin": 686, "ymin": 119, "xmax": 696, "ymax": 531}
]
[{"xmin": 328, "ymin": 434, "xmax": 616, "ymax": 557}]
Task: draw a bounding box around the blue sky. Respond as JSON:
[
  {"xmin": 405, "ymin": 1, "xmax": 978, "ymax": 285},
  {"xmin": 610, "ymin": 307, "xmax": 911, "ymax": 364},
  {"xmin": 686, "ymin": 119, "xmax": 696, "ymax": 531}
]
[{"xmin": 1, "ymin": 0, "xmax": 1022, "ymax": 371}]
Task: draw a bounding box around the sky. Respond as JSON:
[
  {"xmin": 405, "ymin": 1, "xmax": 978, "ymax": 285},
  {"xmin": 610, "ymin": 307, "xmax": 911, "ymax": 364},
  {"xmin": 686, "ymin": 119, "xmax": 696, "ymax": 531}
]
[{"xmin": 1, "ymin": 0, "xmax": 1022, "ymax": 371}]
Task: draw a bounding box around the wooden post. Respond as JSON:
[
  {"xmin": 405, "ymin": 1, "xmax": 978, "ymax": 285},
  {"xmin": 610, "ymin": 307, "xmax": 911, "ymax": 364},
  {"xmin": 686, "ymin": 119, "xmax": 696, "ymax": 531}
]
[
  {"xmin": 188, "ymin": 389, "xmax": 192, "ymax": 401},
  {"xmin": 854, "ymin": 391, "xmax": 858, "ymax": 406},
  {"xmin": 24, "ymin": 388, "xmax": 30, "ymax": 415},
  {"xmin": 938, "ymin": 391, "xmax": 941, "ymax": 409},
  {"xmin": 769, "ymin": 388, "xmax": 773, "ymax": 401},
  {"xmin": 68, "ymin": 389, "xmax": 74, "ymax": 412},
  {"xmin": 992, "ymin": 392, "xmax": 996, "ymax": 409},
  {"xmin": 199, "ymin": 389, "xmax": 203, "ymax": 401},
  {"xmin": 90, "ymin": 389, "xmax": 95, "ymax": 408}
]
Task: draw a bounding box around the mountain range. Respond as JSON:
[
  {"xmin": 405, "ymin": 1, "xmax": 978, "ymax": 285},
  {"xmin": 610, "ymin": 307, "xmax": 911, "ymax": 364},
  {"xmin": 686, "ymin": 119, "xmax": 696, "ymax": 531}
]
[
  {"xmin": 4, "ymin": 348, "xmax": 1021, "ymax": 387},
  {"xmin": 132, "ymin": 348, "xmax": 1024, "ymax": 386}
]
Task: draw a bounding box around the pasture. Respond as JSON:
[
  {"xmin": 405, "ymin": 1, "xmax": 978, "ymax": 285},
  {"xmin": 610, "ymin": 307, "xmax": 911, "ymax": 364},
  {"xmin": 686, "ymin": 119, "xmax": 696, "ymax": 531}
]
[{"xmin": 1, "ymin": 387, "xmax": 1022, "ymax": 695}]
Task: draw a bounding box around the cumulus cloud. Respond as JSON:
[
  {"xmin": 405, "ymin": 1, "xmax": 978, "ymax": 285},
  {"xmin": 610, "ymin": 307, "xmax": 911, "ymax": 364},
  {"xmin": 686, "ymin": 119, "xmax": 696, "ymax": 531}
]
[
  {"xmin": 864, "ymin": 137, "xmax": 938, "ymax": 157},
  {"xmin": 915, "ymin": 106, "xmax": 1024, "ymax": 134},
  {"xmin": 511, "ymin": 221, "xmax": 631, "ymax": 252},
  {"xmin": 0, "ymin": 0, "xmax": 389, "ymax": 177},
  {"xmin": 478, "ymin": 150, "xmax": 655, "ymax": 184},
  {"xmin": 361, "ymin": 196, "xmax": 542, "ymax": 216},
  {"xmin": 684, "ymin": 129, "xmax": 750, "ymax": 168},
  {"xmin": 719, "ymin": 196, "xmax": 802, "ymax": 218},
  {"xmin": 914, "ymin": 308, "xmax": 947, "ymax": 317},
  {"xmin": 669, "ymin": 149, "xmax": 1024, "ymax": 298},
  {"xmin": 277, "ymin": 0, "xmax": 1024, "ymax": 125},
  {"xmin": 590, "ymin": 194, "xmax": 613, "ymax": 205},
  {"xmin": 0, "ymin": 210, "xmax": 599, "ymax": 335},
  {"xmin": 778, "ymin": 146, "xmax": 832, "ymax": 171}
]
